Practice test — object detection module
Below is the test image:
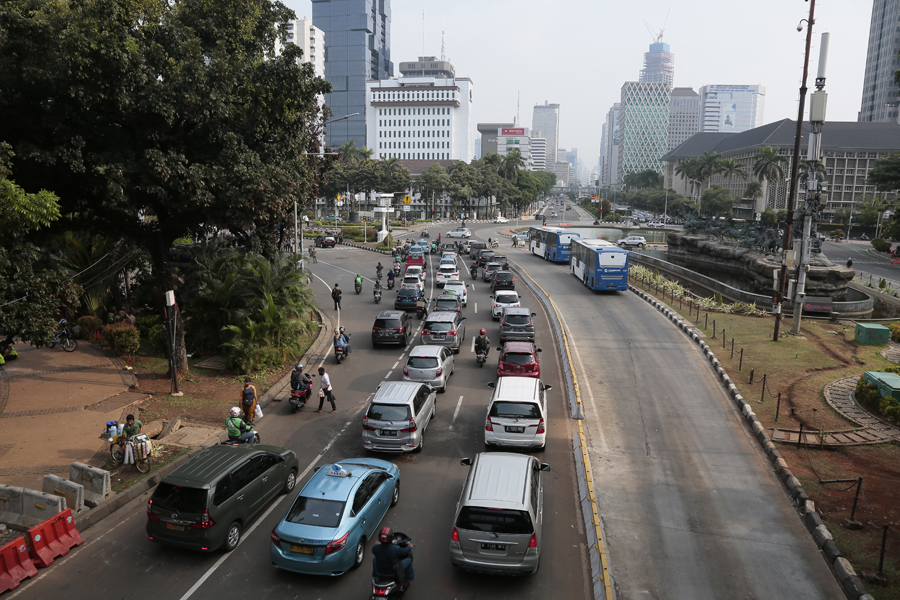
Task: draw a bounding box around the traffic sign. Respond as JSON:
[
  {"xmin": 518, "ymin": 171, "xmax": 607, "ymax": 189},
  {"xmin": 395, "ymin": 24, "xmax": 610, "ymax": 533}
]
[
  {"xmin": 374, "ymin": 207, "xmax": 392, "ymax": 213},
  {"xmin": 402, "ymin": 206, "xmax": 411, "ymax": 211},
  {"xmin": 402, "ymin": 195, "xmax": 412, "ymax": 205},
  {"xmin": 359, "ymin": 211, "xmax": 375, "ymax": 218}
]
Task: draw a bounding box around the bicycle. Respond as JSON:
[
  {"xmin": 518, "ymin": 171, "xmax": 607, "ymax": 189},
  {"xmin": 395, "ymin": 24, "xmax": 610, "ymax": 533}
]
[{"xmin": 108, "ymin": 433, "xmax": 152, "ymax": 473}]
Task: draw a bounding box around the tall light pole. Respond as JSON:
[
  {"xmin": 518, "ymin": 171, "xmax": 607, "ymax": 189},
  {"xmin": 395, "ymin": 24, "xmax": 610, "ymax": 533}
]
[{"xmin": 773, "ymin": 0, "xmax": 817, "ymax": 342}]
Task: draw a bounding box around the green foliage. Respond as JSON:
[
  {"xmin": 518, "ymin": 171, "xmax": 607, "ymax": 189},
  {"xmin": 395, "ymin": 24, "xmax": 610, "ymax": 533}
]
[
  {"xmin": 759, "ymin": 209, "xmax": 778, "ymax": 227},
  {"xmin": 872, "ymin": 238, "xmax": 892, "ymax": 253},
  {"xmin": 378, "ymin": 233, "xmax": 395, "ymax": 249},
  {"xmin": 630, "ymin": 265, "xmax": 768, "ymax": 316},
  {"xmin": 148, "ymin": 324, "xmax": 168, "ymax": 354},
  {"xmin": 867, "ymin": 151, "xmax": 900, "ymax": 192},
  {"xmin": 134, "ymin": 314, "xmax": 161, "ymax": 337},
  {"xmin": 220, "ymin": 293, "xmax": 309, "ymax": 372},
  {"xmin": 77, "ymin": 316, "xmax": 103, "ymax": 341},
  {"xmin": 103, "ymin": 323, "xmax": 140, "ymax": 356},
  {"xmin": 700, "ymin": 185, "xmax": 734, "ymax": 217},
  {"xmin": 855, "ymin": 380, "xmax": 900, "ymax": 425}
]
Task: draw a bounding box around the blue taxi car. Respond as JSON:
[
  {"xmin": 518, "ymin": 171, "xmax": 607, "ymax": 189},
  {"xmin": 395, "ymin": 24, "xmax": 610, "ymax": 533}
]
[{"xmin": 270, "ymin": 458, "xmax": 400, "ymax": 576}]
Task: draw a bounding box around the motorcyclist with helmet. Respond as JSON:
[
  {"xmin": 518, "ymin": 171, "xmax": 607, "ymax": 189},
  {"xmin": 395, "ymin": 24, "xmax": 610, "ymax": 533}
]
[
  {"xmin": 376, "ymin": 262, "xmax": 384, "ymax": 278},
  {"xmin": 372, "ymin": 527, "xmax": 414, "ymax": 590},
  {"xmin": 474, "ymin": 328, "xmax": 491, "ymax": 355},
  {"xmin": 290, "ymin": 363, "xmax": 312, "ymax": 397},
  {"xmin": 373, "ymin": 278, "xmax": 383, "ymax": 300},
  {"xmin": 334, "ymin": 326, "xmax": 351, "ymax": 354},
  {"xmin": 226, "ymin": 407, "xmax": 255, "ymax": 444}
]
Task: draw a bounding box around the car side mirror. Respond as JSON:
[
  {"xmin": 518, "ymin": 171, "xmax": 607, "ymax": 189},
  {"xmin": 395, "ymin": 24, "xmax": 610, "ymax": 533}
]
[
  {"xmin": 542, "ymin": 384, "xmax": 552, "ymax": 391},
  {"xmin": 539, "ymin": 463, "xmax": 552, "ymax": 472},
  {"xmin": 313, "ymin": 466, "xmax": 322, "ymax": 473},
  {"xmin": 496, "ymin": 347, "xmax": 502, "ymax": 351},
  {"xmin": 536, "ymin": 348, "xmax": 542, "ymax": 352},
  {"xmin": 460, "ymin": 458, "xmax": 472, "ymax": 467},
  {"xmin": 531, "ymin": 313, "xmax": 537, "ymax": 317},
  {"xmin": 487, "ymin": 382, "xmax": 496, "ymax": 388}
]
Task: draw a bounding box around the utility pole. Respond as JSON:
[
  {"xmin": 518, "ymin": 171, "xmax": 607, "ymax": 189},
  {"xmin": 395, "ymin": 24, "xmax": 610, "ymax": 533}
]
[
  {"xmin": 773, "ymin": 0, "xmax": 816, "ymax": 342},
  {"xmin": 792, "ymin": 32, "xmax": 830, "ymax": 335}
]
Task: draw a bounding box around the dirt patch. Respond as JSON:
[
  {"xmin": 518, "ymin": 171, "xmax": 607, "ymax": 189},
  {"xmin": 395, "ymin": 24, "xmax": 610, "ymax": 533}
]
[{"xmin": 100, "ymin": 443, "xmax": 190, "ymax": 494}]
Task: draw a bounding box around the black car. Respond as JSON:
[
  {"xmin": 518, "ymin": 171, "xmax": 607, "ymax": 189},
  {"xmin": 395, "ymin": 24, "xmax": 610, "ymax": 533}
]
[
  {"xmin": 478, "ymin": 251, "xmax": 498, "ymax": 268},
  {"xmin": 469, "ymin": 242, "xmax": 487, "ymax": 259},
  {"xmin": 315, "ymin": 235, "xmax": 336, "ymax": 248},
  {"xmin": 372, "ymin": 310, "xmax": 411, "ymax": 346},
  {"xmin": 491, "ymin": 271, "xmax": 515, "ymax": 292}
]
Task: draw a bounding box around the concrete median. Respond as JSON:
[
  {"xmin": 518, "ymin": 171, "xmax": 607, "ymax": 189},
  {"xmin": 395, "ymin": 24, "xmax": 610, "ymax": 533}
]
[
  {"xmin": 69, "ymin": 462, "xmax": 110, "ymax": 508},
  {"xmin": 42, "ymin": 474, "xmax": 85, "ymax": 514}
]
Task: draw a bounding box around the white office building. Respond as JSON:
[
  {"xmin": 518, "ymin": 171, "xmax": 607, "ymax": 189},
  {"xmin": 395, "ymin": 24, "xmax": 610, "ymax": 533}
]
[
  {"xmin": 530, "ymin": 136, "xmax": 548, "ymax": 171},
  {"xmin": 496, "ymin": 127, "xmax": 532, "ymax": 169},
  {"xmin": 668, "ymin": 87, "xmax": 699, "ymax": 151},
  {"xmin": 276, "ymin": 18, "xmax": 325, "ymax": 79},
  {"xmin": 366, "ymin": 59, "xmax": 474, "ymax": 164},
  {"xmin": 532, "ymin": 102, "xmax": 560, "ymax": 169},
  {"xmin": 699, "ymin": 84, "xmax": 766, "ymax": 133}
]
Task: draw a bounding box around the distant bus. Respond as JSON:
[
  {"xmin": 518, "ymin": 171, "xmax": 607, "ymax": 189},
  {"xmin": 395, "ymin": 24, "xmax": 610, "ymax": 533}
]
[
  {"xmin": 571, "ymin": 238, "xmax": 629, "ymax": 291},
  {"xmin": 528, "ymin": 226, "xmax": 581, "ymax": 263}
]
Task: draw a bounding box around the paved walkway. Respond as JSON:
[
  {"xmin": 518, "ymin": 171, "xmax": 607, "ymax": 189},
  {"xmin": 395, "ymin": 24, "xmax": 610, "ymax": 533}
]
[
  {"xmin": 0, "ymin": 341, "xmax": 142, "ymax": 490},
  {"xmin": 770, "ymin": 375, "xmax": 900, "ymax": 446}
]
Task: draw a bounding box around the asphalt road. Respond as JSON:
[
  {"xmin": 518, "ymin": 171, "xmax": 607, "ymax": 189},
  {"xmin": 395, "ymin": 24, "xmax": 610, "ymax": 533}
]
[
  {"xmin": 9, "ymin": 223, "xmax": 590, "ymax": 600},
  {"xmin": 505, "ymin": 205, "xmax": 845, "ymax": 598}
]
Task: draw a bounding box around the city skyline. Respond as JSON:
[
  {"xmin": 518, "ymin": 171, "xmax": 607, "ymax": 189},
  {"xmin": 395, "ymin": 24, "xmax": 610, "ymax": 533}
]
[{"xmin": 286, "ymin": 0, "xmax": 871, "ymax": 171}]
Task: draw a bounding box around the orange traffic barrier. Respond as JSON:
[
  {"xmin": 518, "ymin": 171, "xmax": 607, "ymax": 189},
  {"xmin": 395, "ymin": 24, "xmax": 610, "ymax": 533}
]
[
  {"xmin": 0, "ymin": 536, "xmax": 38, "ymax": 593},
  {"xmin": 26, "ymin": 508, "xmax": 83, "ymax": 568},
  {"xmin": 891, "ymin": 258, "xmax": 900, "ymax": 265}
]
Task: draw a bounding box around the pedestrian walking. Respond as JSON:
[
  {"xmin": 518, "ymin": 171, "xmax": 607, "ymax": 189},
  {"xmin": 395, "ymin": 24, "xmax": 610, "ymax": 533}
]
[
  {"xmin": 846, "ymin": 258, "xmax": 853, "ymax": 268},
  {"xmin": 315, "ymin": 367, "xmax": 336, "ymax": 413},
  {"xmin": 331, "ymin": 283, "xmax": 342, "ymax": 310},
  {"xmin": 240, "ymin": 378, "xmax": 258, "ymax": 423},
  {"xmin": 308, "ymin": 246, "xmax": 318, "ymax": 263}
]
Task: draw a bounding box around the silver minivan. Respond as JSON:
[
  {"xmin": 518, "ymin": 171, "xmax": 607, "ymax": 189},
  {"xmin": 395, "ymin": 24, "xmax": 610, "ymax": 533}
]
[
  {"xmin": 484, "ymin": 378, "xmax": 551, "ymax": 450},
  {"xmin": 450, "ymin": 453, "xmax": 550, "ymax": 575},
  {"xmin": 499, "ymin": 307, "xmax": 536, "ymax": 342},
  {"xmin": 404, "ymin": 345, "xmax": 454, "ymax": 392},
  {"xmin": 421, "ymin": 311, "xmax": 467, "ymax": 354},
  {"xmin": 362, "ymin": 382, "xmax": 436, "ymax": 453}
]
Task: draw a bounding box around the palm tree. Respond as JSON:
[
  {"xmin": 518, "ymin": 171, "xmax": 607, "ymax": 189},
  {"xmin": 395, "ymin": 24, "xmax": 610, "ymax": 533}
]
[
  {"xmin": 718, "ymin": 158, "xmax": 747, "ymax": 183},
  {"xmin": 798, "ymin": 159, "xmax": 827, "ymax": 187},
  {"xmin": 697, "ymin": 152, "xmax": 723, "ymax": 191},
  {"xmin": 675, "ymin": 157, "xmax": 703, "ymax": 197},
  {"xmin": 500, "ymin": 150, "xmax": 523, "ymax": 185},
  {"xmin": 744, "ymin": 180, "xmax": 763, "ymax": 203},
  {"xmin": 752, "ymin": 146, "xmax": 788, "ymax": 208}
]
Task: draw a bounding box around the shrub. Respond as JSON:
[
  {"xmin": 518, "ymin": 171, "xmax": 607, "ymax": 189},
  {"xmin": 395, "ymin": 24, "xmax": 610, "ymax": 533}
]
[
  {"xmin": 134, "ymin": 313, "xmax": 161, "ymax": 337},
  {"xmin": 148, "ymin": 324, "xmax": 167, "ymax": 354},
  {"xmin": 76, "ymin": 316, "xmax": 103, "ymax": 341},
  {"xmin": 103, "ymin": 323, "xmax": 140, "ymax": 356},
  {"xmin": 872, "ymin": 238, "xmax": 891, "ymax": 253},
  {"xmin": 855, "ymin": 379, "xmax": 900, "ymax": 425},
  {"xmin": 378, "ymin": 233, "xmax": 394, "ymax": 249},
  {"xmin": 887, "ymin": 322, "xmax": 900, "ymax": 343}
]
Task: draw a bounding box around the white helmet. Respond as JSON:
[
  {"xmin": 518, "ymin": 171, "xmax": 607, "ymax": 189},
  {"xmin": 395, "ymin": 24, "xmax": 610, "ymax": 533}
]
[{"xmin": 230, "ymin": 407, "xmax": 241, "ymax": 417}]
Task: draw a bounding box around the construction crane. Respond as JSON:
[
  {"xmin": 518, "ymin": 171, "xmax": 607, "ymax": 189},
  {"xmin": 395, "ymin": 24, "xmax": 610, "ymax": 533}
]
[{"xmin": 644, "ymin": 8, "xmax": 670, "ymax": 43}]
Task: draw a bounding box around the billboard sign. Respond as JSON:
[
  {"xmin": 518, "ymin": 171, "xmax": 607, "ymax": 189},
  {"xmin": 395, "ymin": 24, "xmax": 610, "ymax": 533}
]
[{"xmin": 501, "ymin": 128, "xmax": 525, "ymax": 135}]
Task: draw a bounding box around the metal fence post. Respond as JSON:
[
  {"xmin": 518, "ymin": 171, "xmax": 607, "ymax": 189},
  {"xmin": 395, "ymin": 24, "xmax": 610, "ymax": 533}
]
[
  {"xmin": 877, "ymin": 524, "xmax": 889, "ymax": 579},
  {"xmin": 712, "ymin": 319, "xmax": 716, "ymax": 338},
  {"xmin": 797, "ymin": 422, "xmax": 804, "ymax": 448},
  {"xmin": 775, "ymin": 392, "xmax": 781, "ymax": 422},
  {"xmin": 731, "ymin": 338, "xmax": 735, "ymax": 359},
  {"xmin": 739, "ymin": 348, "xmax": 743, "ymax": 370},
  {"xmin": 849, "ymin": 477, "xmax": 863, "ymax": 522},
  {"xmin": 705, "ymin": 313, "xmax": 708, "ymax": 329},
  {"xmin": 760, "ymin": 374, "xmax": 767, "ymax": 402},
  {"xmin": 722, "ymin": 331, "xmax": 726, "ymax": 349}
]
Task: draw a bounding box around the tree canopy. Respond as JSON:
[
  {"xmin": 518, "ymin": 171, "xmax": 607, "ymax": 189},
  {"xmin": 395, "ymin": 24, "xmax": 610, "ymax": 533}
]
[{"xmin": 868, "ymin": 152, "xmax": 900, "ymax": 192}]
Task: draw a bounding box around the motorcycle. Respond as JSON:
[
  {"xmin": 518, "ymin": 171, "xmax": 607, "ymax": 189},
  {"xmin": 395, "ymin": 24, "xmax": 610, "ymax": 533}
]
[
  {"xmin": 355, "ymin": 281, "xmax": 363, "ymax": 294},
  {"xmin": 476, "ymin": 346, "xmax": 488, "ymax": 368},
  {"xmin": 374, "ymin": 288, "xmax": 382, "ymax": 303},
  {"xmin": 221, "ymin": 429, "xmax": 261, "ymax": 445},
  {"xmin": 470, "ymin": 266, "xmax": 478, "ymax": 280},
  {"xmin": 387, "ymin": 278, "xmax": 395, "ymax": 290},
  {"xmin": 335, "ymin": 334, "xmax": 351, "ymax": 364},
  {"xmin": 393, "ymin": 264, "xmax": 401, "ymax": 276},
  {"xmin": 371, "ymin": 531, "xmax": 413, "ymax": 599},
  {"xmin": 415, "ymin": 301, "xmax": 427, "ymax": 320},
  {"xmin": 289, "ymin": 385, "xmax": 313, "ymax": 413},
  {"xmin": 420, "ymin": 230, "xmax": 430, "ymax": 239},
  {"xmin": 48, "ymin": 322, "xmax": 77, "ymax": 352}
]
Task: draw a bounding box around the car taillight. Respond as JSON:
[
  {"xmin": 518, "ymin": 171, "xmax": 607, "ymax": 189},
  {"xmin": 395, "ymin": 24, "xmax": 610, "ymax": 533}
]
[
  {"xmin": 436, "ymin": 367, "xmax": 442, "ymax": 376},
  {"xmin": 525, "ymin": 363, "xmax": 537, "ymax": 371},
  {"xmin": 494, "ymin": 304, "xmax": 499, "ymax": 308},
  {"xmin": 363, "ymin": 416, "xmax": 376, "ymax": 431},
  {"xmin": 451, "ymin": 527, "xmax": 460, "ymax": 542},
  {"xmin": 422, "ymin": 330, "xmax": 429, "ymax": 335},
  {"xmin": 485, "ymin": 417, "xmax": 493, "ymax": 431},
  {"xmin": 394, "ymin": 327, "xmax": 404, "ymax": 331},
  {"xmin": 403, "ymin": 366, "xmax": 409, "ymax": 376},
  {"xmin": 271, "ymin": 528, "xmax": 281, "ymax": 544},
  {"xmin": 146, "ymin": 499, "xmax": 160, "ymax": 521},
  {"xmin": 448, "ymin": 330, "xmax": 457, "ymax": 336},
  {"xmin": 372, "ymin": 327, "xmax": 382, "ymax": 331},
  {"xmin": 536, "ymin": 418, "xmax": 545, "ymax": 434},
  {"xmin": 325, "ymin": 532, "xmax": 348, "ymax": 555},
  {"xmin": 401, "ymin": 419, "xmax": 417, "ymax": 433},
  {"xmin": 189, "ymin": 509, "xmax": 215, "ymax": 529},
  {"xmin": 528, "ymin": 533, "xmax": 537, "ymax": 548}
]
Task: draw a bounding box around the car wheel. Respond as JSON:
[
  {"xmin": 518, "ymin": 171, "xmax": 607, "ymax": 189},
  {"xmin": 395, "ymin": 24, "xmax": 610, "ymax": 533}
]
[
  {"xmin": 284, "ymin": 469, "xmax": 298, "ymax": 494},
  {"xmin": 413, "ymin": 432, "xmax": 424, "ymax": 453},
  {"xmin": 222, "ymin": 521, "xmax": 242, "ymax": 552},
  {"xmin": 390, "ymin": 482, "xmax": 400, "ymax": 507},
  {"xmin": 352, "ymin": 538, "xmax": 365, "ymax": 570}
]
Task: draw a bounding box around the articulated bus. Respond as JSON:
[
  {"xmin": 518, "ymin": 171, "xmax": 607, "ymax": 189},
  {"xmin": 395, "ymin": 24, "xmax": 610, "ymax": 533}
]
[
  {"xmin": 528, "ymin": 226, "xmax": 581, "ymax": 263},
  {"xmin": 570, "ymin": 238, "xmax": 629, "ymax": 291}
]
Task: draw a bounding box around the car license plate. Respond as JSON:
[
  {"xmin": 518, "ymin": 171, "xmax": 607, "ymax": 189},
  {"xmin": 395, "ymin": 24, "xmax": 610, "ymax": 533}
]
[
  {"xmin": 290, "ymin": 544, "xmax": 314, "ymax": 555},
  {"xmin": 513, "ymin": 327, "xmax": 523, "ymax": 332},
  {"xmin": 505, "ymin": 426, "xmax": 525, "ymax": 433},
  {"xmin": 166, "ymin": 523, "xmax": 185, "ymax": 531},
  {"xmin": 432, "ymin": 334, "xmax": 445, "ymax": 340},
  {"xmin": 481, "ymin": 542, "xmax": 506, "ymax": 551},
  {"xmin": 381, "ymin": 430, "xmax": 397, "ymax": 436}
]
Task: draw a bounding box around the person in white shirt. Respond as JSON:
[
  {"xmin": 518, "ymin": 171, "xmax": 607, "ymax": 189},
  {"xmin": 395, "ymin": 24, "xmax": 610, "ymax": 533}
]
[{"xmin": 316, "ymin": 367, "xmax": 336, "ymax": 413}]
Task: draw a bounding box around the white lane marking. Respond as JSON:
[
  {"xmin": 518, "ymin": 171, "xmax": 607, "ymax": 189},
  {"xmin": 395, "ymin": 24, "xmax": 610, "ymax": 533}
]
[
  {"xmin": 470, "ymin": 336, "xmax": 476, "ymax": 352},
  {"xmin": 179, "ymin": 415, "xmax": 359, "ymax": 600},
  {"xmin": 391, "ymin": 361, "xmax": 400, "ymax": 369},
  {"xmin": 317, "ymin": 260, "xmax": 376, "ymax": 283},
  {"xmin": 474, "ymin": 303, "xmax": 477, "ymax": 314},
  {"xmin": 385, "ymin": 370, "xmax": 393, "ymax": 378},
  {"xmin": 449, "ymin": 395, "xmax": 465, "ymax": 429}
]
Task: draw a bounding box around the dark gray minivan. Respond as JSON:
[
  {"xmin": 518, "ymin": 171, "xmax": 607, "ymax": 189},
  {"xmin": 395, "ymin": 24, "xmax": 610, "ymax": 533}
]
[{"xmin": 146, "ymin": 445, "xmax": 299, "ymax": 552}]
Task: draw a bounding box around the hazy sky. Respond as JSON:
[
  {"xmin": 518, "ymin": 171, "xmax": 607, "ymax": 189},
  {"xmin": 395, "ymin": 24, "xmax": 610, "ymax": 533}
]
[{"xmin": 282, "ymin": 0, "xmax": 873, "ymax": 170}]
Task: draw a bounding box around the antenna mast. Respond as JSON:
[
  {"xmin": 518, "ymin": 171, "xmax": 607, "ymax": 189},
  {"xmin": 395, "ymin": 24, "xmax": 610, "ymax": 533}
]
[
  {"xmin": 516, "ymin": 91, "xmax": 520, "ymax": 127},
  {"xmin": 422, "ymin": 9, "xmax": 425, "ymax": 57},
  {"xmin": 441, "ymin": 31, "xmax": 445, "ymax": 61}
]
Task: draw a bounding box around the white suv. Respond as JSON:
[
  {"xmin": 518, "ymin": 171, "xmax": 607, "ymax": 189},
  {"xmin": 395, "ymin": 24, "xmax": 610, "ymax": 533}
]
[
  {"xmin": 491, "ymin": 290, "xmax": 521, "ymax": 320},
  {"xmin": 436, "ymin": 264, "xmax": 459, "ymax": 286},
  {"xmin": 618, "ymin": 236, "xmax": 647, "ymax": 249},
  {"xmin": 493, "ymin": 216, "xmax": 509, "ymax": 223},
  {"xmin": 446, "ymin": 228, "xmax": 471, "ymax": 238},
  {"xmin": 484, "ymin": 377, "xmax": 551, "ymax": 450},
  {"xmin": 442, "ymin": 280, "xmax": 468, "ymax": 307}
]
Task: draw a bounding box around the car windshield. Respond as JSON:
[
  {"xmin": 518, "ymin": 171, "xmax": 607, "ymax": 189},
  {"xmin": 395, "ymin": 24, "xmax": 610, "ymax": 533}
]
[
  {"xmin": 456, "ymin": 506, "xmax": 534, "ymax": 534},
  {"xmin": 398, "ymin": 289, "xmax": 418, "ymax": 298},
  {"xmin": 367, "ymin": 403, "xmax": 411, "ymax": 421},
  {"xmin": 495, "ymin": 273, "xmax": 513, "ymax": 280},
  {"xmin": 496, "ymin": 294, "xmax": 518, "ymax": 304},
  {"xmin": 374, "ymin": 319, "xmax": 401, "ymax": 329},
  {"xmin": 504, "ymin": 315, "xmax": 530, "ymax": 325},
  {"xmin": 425, "ymin": 322, "xmax": 453, "ymax": 332},
  {"xmin": 502, "ymin": 352, "xmax": 534, "ymax": 365},
  {"xmin": 408, "ymin": 356, "xmax": 439, "ymax": 368},
  {"xmin": 490, "ymin": 401, "xmax": 541, "ymax": 419},
  {"xmin": 151, "ymin": 483, "xmax": 208, "ymax": 513},
  {"xmin": 285, "ymin": 496, "xmax": 345, "ymax": 528},
  {"xmin": 439, "ymin": 266, "xmax": 456, "ymax": 273}
]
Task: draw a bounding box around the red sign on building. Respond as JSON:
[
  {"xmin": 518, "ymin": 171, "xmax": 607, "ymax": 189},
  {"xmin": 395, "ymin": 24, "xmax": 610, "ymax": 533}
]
[{"xmin": 501, "ymin": 128, "xmax": 525, "ymax": 135}]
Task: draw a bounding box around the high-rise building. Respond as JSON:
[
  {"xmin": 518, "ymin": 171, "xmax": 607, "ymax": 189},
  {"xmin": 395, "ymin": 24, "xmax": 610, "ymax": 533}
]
[
  {"xmin": 477, "ymin": 122, "xmax": 515, "ymax": 157},
  {"xmin": 365, "ymin": 58, "xmax": 474, "ymax": 166},
  {"xmin": 550, "ymin": 161, "xmax": 571, "ymax": 187},
  {"xmin": 530, "ymin": 136, "xmax": 548, "ymax": 171},
  {"xmin": 699, "ymin": 84, "xmax": 766, "ymax": 133},
  {"xmin": 617, "ymin": 82, "xmax": 670, "ymax": 186},
  {"xmin": 398, "ymin": 57, "xmax": 455, "ymax": 78},
  {"xmin": 496, "ymin": 127, "xmax": 533, "ymax": 170},
  {"xmin": 566, "ymin": 149, "xmax": 578, "ymax": 183},
  {"xmin": 532, "ymin": 102, "xmax": 560, "ymax": 168},
  {"xmin": 313, "ymin": 0, "xmax": 392, "ymax": 149},
  {"xmin": 598, "ymin": 123, "xmax": 607, "ymax": 186},
  {"xmin": 601, "ymin": 104, "xmax": 620, "ymax": 189},
  {"xmin": 639, "ymin": 42, "xmax": 674, "ymax": 87},
  {"xmin": 859, "ymin": 0, "xmax": 900, "ymax": 122},
  {"xmin": 277, "ymin": 18, "xmax": 325, "ymax": 79},
  {"xmin": 668, "ymin": 87, "xmax": 699, "ymax": 151}
]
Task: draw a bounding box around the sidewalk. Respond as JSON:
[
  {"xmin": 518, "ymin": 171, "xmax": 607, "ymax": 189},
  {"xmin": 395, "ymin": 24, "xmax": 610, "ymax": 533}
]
[{"xmin": 0, "ymin": 342, "xmax": 143, "ymax": 490}]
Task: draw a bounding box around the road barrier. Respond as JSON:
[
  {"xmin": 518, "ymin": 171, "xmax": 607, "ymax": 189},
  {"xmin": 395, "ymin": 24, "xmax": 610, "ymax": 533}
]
[
  {"xmin": 26, "ymin": 508, "xmax": 84, "ymax": 568},
  {"xmin": 42, "ymin": 474, "xmax": 85, "ymax": 514},
  {"xmin": 20, "ymin": 489, "xmax": 66, "ymax": 528},
  {"xmin": 0, "ymin": 536, "xmax": 38, "ymax": 593},
  {"xmin": 0, "ymin": 486, "xmax": 24, "ymax": 525},
  {"xmin": 69, "ymin": 462, "xmax": 110, "ymax": 507}
]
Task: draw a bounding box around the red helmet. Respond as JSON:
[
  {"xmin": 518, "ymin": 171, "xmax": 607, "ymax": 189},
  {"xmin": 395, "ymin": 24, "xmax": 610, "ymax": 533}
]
[
  {"xmin": 480, "ymin": 328, "xmax": 486, "ymax": 335},
  {"xmin": 379, "ymin": 526, "xmax": 393, "ymax": 543}
]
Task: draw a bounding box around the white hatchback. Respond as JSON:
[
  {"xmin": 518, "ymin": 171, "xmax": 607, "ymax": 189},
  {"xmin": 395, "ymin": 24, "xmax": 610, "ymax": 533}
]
[
  {"xmin": 404, "ymin": 345, "xmax": 454, "ymax": 393},
  {"xmin": 491, "ymin": 291, "xmax": 521, "ymax": 320},
  {"xmin": 436, "ymin": 264, "xmax": 459, "ymax": 286},
  {"xmin": 446, "ymin": 228, "xmax": 471, "ymax": 239},
  {"xmin": 405, "ymin": 265, "xmax": 426, "ymax": 282},
  {"xmin": 484, "ymin": 377, "xmax": 551, "ymax": 450},
  {"xmin": 442, "ymin": 280, "xmax": 468, "ymax": 307},
  {"xmin": 493, "ymin": 216, "xmax": 509, "ymax": 223}
]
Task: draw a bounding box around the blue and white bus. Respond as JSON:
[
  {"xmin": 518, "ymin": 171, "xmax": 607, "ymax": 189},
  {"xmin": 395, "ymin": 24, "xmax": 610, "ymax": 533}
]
[
  {"xmin": 528, "ymin": 226, "xmax": 581, "ymax": 263},
  {"xmin": 570, "ymin": 238, "xmax": 629, "ymax": 291}
]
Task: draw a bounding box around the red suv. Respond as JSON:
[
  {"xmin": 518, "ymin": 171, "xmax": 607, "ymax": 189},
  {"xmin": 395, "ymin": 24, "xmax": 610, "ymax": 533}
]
[{"xmin": 496, "ymin": 341, "xmax": 542, "ymax": 378}]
